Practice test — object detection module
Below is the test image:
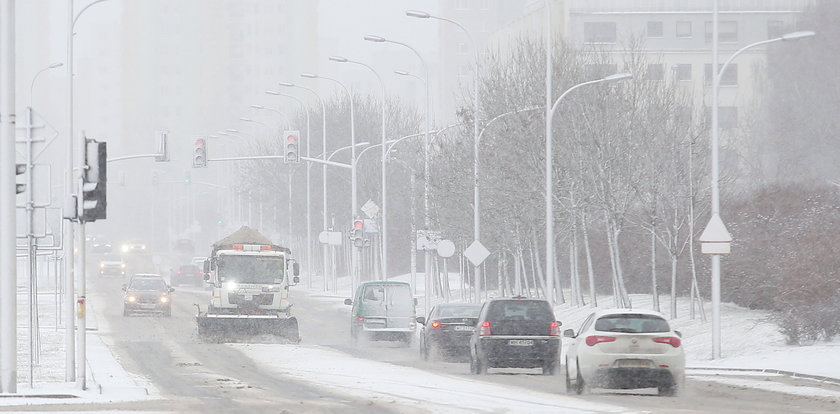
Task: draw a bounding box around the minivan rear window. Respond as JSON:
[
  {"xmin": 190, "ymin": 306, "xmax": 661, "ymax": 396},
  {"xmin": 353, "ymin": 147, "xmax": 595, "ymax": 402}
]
[
  {"xmin": 487, "ymin": 300, "xmax": 554, "ymax": 322},
  {"xmin": 594, "ymin": 314, "xmax": 670, "ymax": 333}
]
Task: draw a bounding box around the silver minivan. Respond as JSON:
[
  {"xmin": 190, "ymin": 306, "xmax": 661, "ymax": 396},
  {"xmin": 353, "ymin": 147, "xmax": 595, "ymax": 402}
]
[{"xmin": 345, "ymin": 281, "xmax": 416, "ymax": 345}]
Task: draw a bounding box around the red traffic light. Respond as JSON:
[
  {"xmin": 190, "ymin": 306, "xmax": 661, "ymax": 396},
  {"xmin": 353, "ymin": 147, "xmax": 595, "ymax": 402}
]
[
  {"xmin": 353, "ymin": 220, "xmax": 364, "ymax": 230},
  {"xmin": 195, "ymin": 138, "xmax": 205, "ymax": 145},
  {"xmin": 287, "ymin": 135, "xmax": 297, "ymax": 143}
]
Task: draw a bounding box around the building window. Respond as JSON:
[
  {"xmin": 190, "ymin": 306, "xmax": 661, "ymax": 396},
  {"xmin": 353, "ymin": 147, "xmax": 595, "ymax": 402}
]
[
  {"xmin": 705, "ymin": 63, "xmax": 738, "ymax": 86},
  {"xmin": 647, "ymin": 21, "xmax": 664, "ymax": 38},
  {"xmin": 673, "ymin": 64, "xmax": 692, "ymax": 81},
  {"xmin": 584, "ymin": 63, "xmax": 618, "ymax": 79},
  {"xmin": 705, "ymin": 21, "xmax": 738, "ymax": 43},
  {"xmin": 767, "ymin": 20, "xmax": 785, "ymax": 38},
  {"xmin": 645, "ymin": 64, "xmax": 664, "ymax": 81},
  {"xmin": 705, "ymin": 106, "xmax": 738, "ymax": 129},
  {"xmin": 676, "ymin": 21, "xmax": 692, "ymax": 38},
  {"xmin": 584, "ymin": 22, "xmax": 617, "ymax": 44},
  {"xmin": 456, "ymin": 0, "xmax": 468, "ymax": 10}
]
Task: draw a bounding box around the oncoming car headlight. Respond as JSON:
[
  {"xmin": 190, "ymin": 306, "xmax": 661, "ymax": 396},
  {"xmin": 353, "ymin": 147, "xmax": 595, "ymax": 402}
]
[
  {"xmin": 100, "ymin": 263, "xmax": 105, "ymax": 269},
  {"xmin": 120, "ymin": 263, "xmax": 126, "ymax": 269},
  {"xmin": 225, "ymin": 281, "xmax": 238, "ymax": 291},
  {"xmin": 159, "ymin": 296, "xmax": 169, "ymax": 304},
  {"xmin": 126, "ymin": 295, "xmax": 137, "ymax": 303},
  {"xmin": 121, "ymin": 245, "xmax": 130, "ymax": 253}
]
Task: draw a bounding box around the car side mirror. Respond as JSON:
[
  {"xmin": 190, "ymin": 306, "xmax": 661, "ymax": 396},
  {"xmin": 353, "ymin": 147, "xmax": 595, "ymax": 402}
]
[
  {"xmin": 293, "ymin": 262, "xmax": 300, "ymax": 276},
  {"xmin": 203, "ymin": 259, "xmax": 210, "ymax": 274},
  {"xmin": 674, "ymin": 330, "xmax": 682, "ymax": 338},
  {"xmin": 121, "ymin": 286, "xmax": 126, "ymax": 292},
  {"xmin": 416, "ymin": 316, "xmax": 426, "ymax": 325},
  {"xmin": 203, "ymin": 273, "xmax": 210, "ymax": 282},
  {"xmin": 344, "ymin": 299, "xmax": 352, "ymax": 306},
  {"xmin": 170, "ymin": 287, "xmax": 175, "ymax": 293},
  {"xmin": 414, "ymin": 298, "xmax": 418, "ymax": 306},
  {"xmin": 556, "ymin": 320, "xmax": 563, "ymax": 326},
  {"xmin": 563, "ymin": 329, "xmax": 575, "ymax": 338},
  {"xmin": 293, "ymin": 276, "xmax": 300, "ymax": 284}
]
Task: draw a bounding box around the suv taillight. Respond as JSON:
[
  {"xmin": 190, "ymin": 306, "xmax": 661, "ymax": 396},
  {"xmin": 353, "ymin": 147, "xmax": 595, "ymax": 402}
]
[
  {"xmin": 431, "ymin": 321, "xmax": 441, "ymax": 328},
  {"xmin": 479, "ymin": 321, "xmax": 492, "ymax": 336},
  {"xmin": 585, "ymin": 335, "xmax": 616, "ymax": 347},
  {"xmin": 652, "ymin": 336, "xmax": 681, "ymax": 348},
  {"xmin": 549, "ymin": 321, "xmax": 560, "ymax": 336}
]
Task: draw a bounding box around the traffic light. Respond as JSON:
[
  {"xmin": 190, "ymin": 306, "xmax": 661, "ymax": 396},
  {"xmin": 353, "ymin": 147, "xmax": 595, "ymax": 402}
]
[
  {"xmin": 15, "ymin": 163, "xmax": 26, "ymax": 194},
  {"xmin": 193, "ymin": 138, "xmax": 207, "ymax": 168},
  {"xmin": 80, "ymin": 139, "xmax": 107, "ymax": 222},
  {"xmin": 184, "ymin": 171, "xmax": 191, "ymax": 184},
  {"xmin": 151, "ymin": 171, "xmax": 159, "ymax": 186},
  {"xmin": 283, "ymin": 130, "xmax": 300, "ymax": 164},
  {"xmin": 351, "ymin": 219, "xmax": 366, "ymax": 248}
]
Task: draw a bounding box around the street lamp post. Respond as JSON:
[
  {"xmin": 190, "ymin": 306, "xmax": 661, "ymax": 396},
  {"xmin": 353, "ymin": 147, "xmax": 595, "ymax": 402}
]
[
  {"xmin": 68, "ymin": 0, "xmax": 113, "ymax": 389},
  {"xmin": 406, "ymin": 10, "xmax": 484, "ymax": 303},
  {"xmin": 706, "ymin": 27, "xmax": 815, "ymax": 359},
  {"xmin": 278, "ymin": 81, "xmax": 330, "ymax": 291},
  {"xmin": 30, "ymin": 62, "xmax": 64, "ymax": 109},
  {"xmin": 546, "ymin": 73, "xmax": 632, "ymax": 310},
  {"xmin": 249, "ymin": 104, "xmax": 292, "ymax": 130},
  {"xmin": 329, "ymin": 55, "xmax": 389, "ymax": 281},
  {"xmin": 266, "ymin": 90, "xmax": 313, "ymax": 288},
  {"xmin": 301, "ymin": 72, "xmax": 359, "ymax": 292}
]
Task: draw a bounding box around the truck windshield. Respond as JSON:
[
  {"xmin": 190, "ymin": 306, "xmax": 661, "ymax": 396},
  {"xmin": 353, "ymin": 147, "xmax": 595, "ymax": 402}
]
[{"xmin": 219, "ymin": 255, "xmax": 284, "ymax": 284}]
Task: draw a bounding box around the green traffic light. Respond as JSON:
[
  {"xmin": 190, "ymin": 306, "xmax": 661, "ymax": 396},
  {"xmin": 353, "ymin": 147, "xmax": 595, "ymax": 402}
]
[{"xmin": 217, "ymin": 220, "xmax": 223, "ymax": 225}]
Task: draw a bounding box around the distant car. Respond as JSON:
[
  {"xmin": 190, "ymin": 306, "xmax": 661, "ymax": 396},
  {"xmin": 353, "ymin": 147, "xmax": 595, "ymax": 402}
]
[
  {"xmin": 122, "ymin": 274, "xmax": 173, "ymax": 317},
  {"xmin": 564, "ymin": 309, "xmax": 685, "ymax": 396},
  {"xmin": 469, "ymin": 297, "xmax": 561, "ymax": 375},
  {"xmin": 418, "ymin": 303, "xmax": 482, "ymax": 361},
  {"xmin": 344, "ymin": 281, "xmax": 416, "ymax": 345},
  {"xmin": 120, "ymin": 240, "xmax": 147, "ymax": 254},
  {"xmin": 98, "ymin": 253, "xmax": 126, "ymax": 277},
  {"xmin": 170, "ymin": 264, "xmax": 203, "ymax": 287}
]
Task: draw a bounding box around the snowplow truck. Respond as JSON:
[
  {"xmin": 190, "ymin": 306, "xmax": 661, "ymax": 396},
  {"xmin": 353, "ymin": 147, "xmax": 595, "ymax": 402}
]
[{"xmin": 196, "ymin": 227, "xmax": 301, "ymax": 342}]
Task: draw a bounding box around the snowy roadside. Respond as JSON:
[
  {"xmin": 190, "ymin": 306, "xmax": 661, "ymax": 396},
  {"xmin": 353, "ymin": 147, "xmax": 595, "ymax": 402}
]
[
  {"xmin": 295, "ymin": 272, "xmax": 840, "ymax": 400},
  {"xmin": 233, "ymin": 343, "xmax": 635, "ymax": 414},
  {"xmin": 5, "ymin": 261, "xmax": 161, "ymax": 406}
]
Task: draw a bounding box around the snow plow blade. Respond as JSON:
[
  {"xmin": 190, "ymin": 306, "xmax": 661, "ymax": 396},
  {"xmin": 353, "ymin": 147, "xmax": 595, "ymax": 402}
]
[{"xmin": 196, "ymin": 314, "xmax": 300, "ymax": 343}]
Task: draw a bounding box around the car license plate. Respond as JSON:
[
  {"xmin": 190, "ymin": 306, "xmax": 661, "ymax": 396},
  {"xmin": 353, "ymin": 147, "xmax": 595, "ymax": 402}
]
[
  {"xmin": 140, "ymin": 304, "xmax": 155, "ymax": 309},
  {"xmin": 508, "ymin": 339, "xmax": 534, "ymax": 346},
  {"xmin": 615, "ymin": 359, "xmax": 653, "ymax": 369},
  {"xmin": 454, "ymin": 326, "xmax": 474, "ymax": 332}
]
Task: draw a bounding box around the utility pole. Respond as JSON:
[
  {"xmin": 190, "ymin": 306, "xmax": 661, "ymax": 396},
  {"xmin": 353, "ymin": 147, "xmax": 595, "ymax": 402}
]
[{"xmin": 0, "ymin": 0, "xmax": 17, "ymax": 394}]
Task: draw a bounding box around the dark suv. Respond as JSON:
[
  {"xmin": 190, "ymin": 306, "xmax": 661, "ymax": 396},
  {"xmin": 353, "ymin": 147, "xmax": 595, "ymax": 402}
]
[
  {"xmin": 469, "ymin": 297, "xmax": 561, "ymax": 375},
  {"xmin": 170, "ymin": 264, "xmax": 203, "ymax": 287}
]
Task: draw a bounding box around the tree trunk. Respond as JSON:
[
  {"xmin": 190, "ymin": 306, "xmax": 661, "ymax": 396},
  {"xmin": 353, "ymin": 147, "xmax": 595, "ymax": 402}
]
[
  {"xmin": 581, "ymin": 213, "xmax": 597, "ymax": 307},
  {"xmin": 531, "ymin": 230, "xmax": 546, "ymax": 299},
  {"xmin": 670, "ymin": 255, "xmax": 678, "ymax": 319},
  {"xmin": 651, "ymin": 227, "xmax": 660, "ymax": 312}
]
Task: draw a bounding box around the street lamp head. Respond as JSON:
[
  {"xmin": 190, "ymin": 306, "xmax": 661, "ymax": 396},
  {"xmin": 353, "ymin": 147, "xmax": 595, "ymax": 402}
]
[
  {"xmin": 394, "ymin": 70, "xmax": 410, "ymax": 76},
  {"xmin": 781, "ymin": 30, "xmax": 816, "ymax": 41},
  {"xmin": 329, "ymin": 55, "xmax": 349, "ymax": 63},
  {"xmin": 301, "ymin": 72, "xmax": 318, "ymax": 79},
  {"xmin": 48, "ymin": 62, "xmax": 65, "ymax": 69},
  {"xmin": 226, "ymin": 128, "xmax": 239, "ymax": 133},
  {"xmin": 364, "ymin": 35, "xmax": 386, "ymax": 43},
  {"xmin": 603, "ymin": 72, "xmax": 633, "ymax": 82},
  {"xmin": 265, "ymin": 90, "xmax": 281, "ymax": 95},
  {"xmin": 250, "ymin": 104, "xmax": 265, "ymax": 109},
  {"xmin": 239, "ymin": 117, "xmax": 254, "ymax": 122},
  {"xmin": 406, "ymin": 10, "xmax": 431, "ymax": 19},
  {"xmin": 278, "ymin": 82, "xmax": 295, "ymax": 87}
]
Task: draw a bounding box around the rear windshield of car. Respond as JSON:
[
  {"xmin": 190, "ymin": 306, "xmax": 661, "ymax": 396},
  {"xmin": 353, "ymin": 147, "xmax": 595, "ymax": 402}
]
[
  {"xmin": 437, "ymin": 306, "xmax": 481, "ymax": 318},
  {"xmin": 487, "ymin": 300, "xmax": 554, "ymax": 322},
  {"xmin": 594, "ymin": 314, "xmax": 670, "ymax": 333}
]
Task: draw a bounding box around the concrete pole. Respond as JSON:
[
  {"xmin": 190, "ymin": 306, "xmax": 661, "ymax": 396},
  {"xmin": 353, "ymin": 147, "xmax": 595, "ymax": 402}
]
[
  {"xmin": 711, "ymin": 0, "xmax": 721, "ymax": 361},
  {"xmin": 0, "ymin": 0, "xmax": 17, "ymax": 394},
  {"xmin": 543, "ymin": 0, "xmax": 554, "ymax": 307},
  {"xmin": 64, "ymin": 0, "xmax": 76, "ymax": 383}
]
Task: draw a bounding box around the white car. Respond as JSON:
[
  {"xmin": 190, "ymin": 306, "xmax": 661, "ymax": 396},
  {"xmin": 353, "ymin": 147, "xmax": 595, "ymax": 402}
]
[{"xmin": 564, "ymin": 309, "xmax": 684, "ymax": 396}]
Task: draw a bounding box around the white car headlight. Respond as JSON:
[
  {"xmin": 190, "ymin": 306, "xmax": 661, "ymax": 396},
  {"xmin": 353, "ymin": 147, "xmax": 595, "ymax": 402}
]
[{"xmin": 225, "ymin": 281, "xmax": 238, "ymax": 290}]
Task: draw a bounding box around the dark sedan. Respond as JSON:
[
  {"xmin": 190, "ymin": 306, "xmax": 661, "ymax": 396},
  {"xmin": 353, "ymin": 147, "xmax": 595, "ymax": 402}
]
[
  {"xmin": 122, "ymin": 276, "xmax": 174, "ymax": 317},
  {"xmin": 170, "ymin": 264, "xmax": 204, "ymax": 287},
  {"xmin": 469, "ymin": 297, "xmax": 561, "ymax": 375},
  {"xmin": 418, "ymin": 303, "xmax": 482, "ymax": 361}
]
